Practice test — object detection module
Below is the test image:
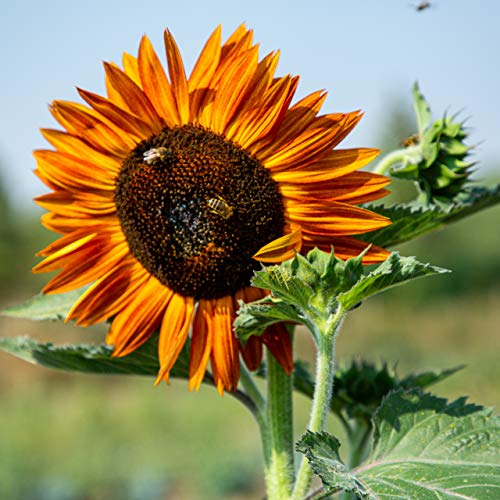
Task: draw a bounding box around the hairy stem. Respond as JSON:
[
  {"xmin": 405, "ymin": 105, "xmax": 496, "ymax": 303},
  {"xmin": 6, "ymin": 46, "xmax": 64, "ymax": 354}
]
[
  {"xmin": 238, "ymin": 364, "xmax": 271, "ymax": 473},
  {"xmin": 292, "ymin": 309, "xmax": 345, "ymax": 500},
  {"xmin": 265, "ymin": 350, "xmax": 295, "ymax": 499},
  {"xmin": 372, "ymin": 145, "xmax": 422, "ymax": 175}
]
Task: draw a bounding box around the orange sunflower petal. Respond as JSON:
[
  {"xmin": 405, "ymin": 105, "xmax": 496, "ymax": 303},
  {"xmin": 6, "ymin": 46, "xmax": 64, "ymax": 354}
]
[
  {"xmin": 155, "ymin": 294, "xmax": 195, "ymax": 385},
  {"xmin": 109, "ymin": 276, "xmax": 174, "ymax": 357},
  {"xmin": 188, "ymin": 299, "xmax": 214, "ymax": 391},
  {"xmin": 209, "ymin": 296, "xmax": 240, "ymax": 395},
  {"xmin": 67, "ymin": 259, "xmax": 148, "ymax": 326},
  {"xmin": 138, "ymin": 35, "xmax": 179, "ymax": 126},
  {"xmin": 253, "ymin": 223, "xmax": 302, "ymax": 263},
  {"xmin": 164, "ymin": 30, "xmax": 190, "ymax": 124},
  {"xmin": 103, "ymin": 62, "xmax": 162, "ymax": 129},
  {"xmin": 33, "ymin": 24, "xmax": 392, "ymax": 398},
  {"xmin": 261, "ymin": 322, "xmax": 293, "ymax": 375}
]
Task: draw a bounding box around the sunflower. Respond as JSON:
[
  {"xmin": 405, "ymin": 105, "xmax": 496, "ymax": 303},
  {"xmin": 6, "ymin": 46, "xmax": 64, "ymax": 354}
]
[{"xmin": 33, "ymin": 24, "xmax": 391, "ymax": 395}]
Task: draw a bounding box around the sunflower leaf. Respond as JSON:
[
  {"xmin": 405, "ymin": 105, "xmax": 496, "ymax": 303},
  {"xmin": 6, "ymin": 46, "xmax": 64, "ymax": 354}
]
[
  {"xmin": 235, "ymin": 299, "xmax": 305, "ymax": 343},
  {"xmin": 297, "ymin": 390, "xmax": 500, "ymax": 499},
  {"xmin": 1, "ymin": 288, "xmax": 87, "ymax": 321},
  {"xmin": 362, "ymin": 184, "xmax": 500, "ymax": 248},
  {"xmin": 0, "ymin": 335, "xmax": 194, "ymax": 381},
  {"xmin": 338, "ymin": 252, "xmax": 448, "ymax": 311}
]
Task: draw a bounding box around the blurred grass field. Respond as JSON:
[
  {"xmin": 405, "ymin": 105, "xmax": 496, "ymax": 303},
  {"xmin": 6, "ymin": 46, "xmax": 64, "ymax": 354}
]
[{"xmin": 1, "ymin": 167, "xmax": 499, "ymax": 499}]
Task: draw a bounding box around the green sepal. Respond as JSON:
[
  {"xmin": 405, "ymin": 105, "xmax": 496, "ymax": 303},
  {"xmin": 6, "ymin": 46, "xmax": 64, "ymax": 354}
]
[
  {"xmin": 0, "ymin": 335, "xmax": 196, "ymax": 382},
  {"xmin": 235, "ymin": 250, "xmax": 446, "ymax": 343},
  {"xmin": 297, "ymin": 390, "xmax": 500, "ymax": 499},
  {"xmin": 361, "ymin": 183, "xmax": 500, "ymax": 248},
  {"xmin": 392, "ymin": 84, "xmax": 475, "ymax": 203},
  {"xmin": 413, "ymin": 82, "xmax": 432, "ymax": 135},
  {"xmin": 337, "ymin": 252, "xmax": 448, "ymax": 311}
]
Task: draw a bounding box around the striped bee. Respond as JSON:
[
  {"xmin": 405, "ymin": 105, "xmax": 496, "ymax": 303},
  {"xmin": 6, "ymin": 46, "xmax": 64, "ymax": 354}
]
[
  {"xmin": 143, "ymin": 147, "xmax": 170, "ymax": 164},
  {"xmin": 401, "ymin": 133, "xmax": 420, "ymax": 148},
  {"xmin": 207, "ymin": 196, "xmax": 234, "ymax": 219}
]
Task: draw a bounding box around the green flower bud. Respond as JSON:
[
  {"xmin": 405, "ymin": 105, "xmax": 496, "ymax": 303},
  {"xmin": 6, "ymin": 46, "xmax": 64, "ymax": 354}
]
[{"xmin": 390, "ymin": 84, "xmax": 475, "ymax": 204}]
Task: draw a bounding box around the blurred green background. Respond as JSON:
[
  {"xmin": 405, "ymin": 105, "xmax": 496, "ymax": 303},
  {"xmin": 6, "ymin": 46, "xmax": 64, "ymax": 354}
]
[{"xmin": 0, "ymin": 98, "xmax": 499, "ymax": 500}]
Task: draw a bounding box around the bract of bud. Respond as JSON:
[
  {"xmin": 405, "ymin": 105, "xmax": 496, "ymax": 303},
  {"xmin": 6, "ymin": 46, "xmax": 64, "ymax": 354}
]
[{"xmin": 391, "ymin": 85, "xmax": 475, "ymax": 204}]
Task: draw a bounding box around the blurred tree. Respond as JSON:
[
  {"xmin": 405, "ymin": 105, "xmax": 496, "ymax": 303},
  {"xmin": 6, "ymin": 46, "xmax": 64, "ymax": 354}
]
[{"xmin": 0, "ymin": 160, "xmax": 49, "ymax": 298}]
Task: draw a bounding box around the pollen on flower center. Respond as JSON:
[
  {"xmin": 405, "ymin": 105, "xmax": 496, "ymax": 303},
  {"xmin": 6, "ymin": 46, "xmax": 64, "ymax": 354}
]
[{"xmin": 114, "ymin": 124, "xmax": 286, "ymax": 300}]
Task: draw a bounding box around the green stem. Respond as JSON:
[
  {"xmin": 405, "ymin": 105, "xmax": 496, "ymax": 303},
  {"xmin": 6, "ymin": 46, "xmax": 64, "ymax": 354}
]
[
  {"xmin": 292, "ymin": 309, "xmax": 345, "ymax": 500},
  {"xmin": 238, "ymin": 364, "xmax": 271, "ymax": 476},
  {"xmin": 372, "ymin": 145, "xmax": 422, "ymax": 175},
  {"xmin": 239, "ymin": 363, "xmax": 265, "ymax": 413},
  {"xmin": 266, "ymin": 350, "xmax": 295, "ymax": 499}
]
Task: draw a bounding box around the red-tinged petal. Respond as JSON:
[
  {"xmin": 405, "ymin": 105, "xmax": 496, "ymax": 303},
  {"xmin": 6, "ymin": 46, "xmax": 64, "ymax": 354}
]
[
  {"xmin": 188, "ymin": 26, "xmax": 222, "ymax": 120},
  {"xmin": 103, "ymin": 62, "xmax": 163, "ymax": 129},
  {"xmin": 253, "ymin": 223, "xmax": 302, "ymax": 263},
  {"xmin": 227, "ymin": 74, "xmax": 297, "ymax": 149},
  {"xmin": 109, "ymin": 277, "xmax": 174, "ymax": 357},
  {"xmin": 41, "ymin": 239, "xmax": 129, "ymax": 295},
  {"xmin": 239, "ymin": 335, "xmax": 263, "ymax": 372},
  {"xmin": 261, "ymin": 323, "xmax": 293, "ymax": 375},
  {"xmin": 251, "ymin": 90, "xmax": 327, "ymax": 158},
  {"xmin": 39, "ymin": 128, "xmax": 122, "ymax": 174},
  {"xmin": 164, "ymin": 30, "xmax": 190, "ymax": 124},
  {"xmin": 50, "ymin": 100, "xmax": 136, "ymax": 156},
  {"xmin": 122, "ymin": 53, "xmax": 142, "ymax": 87},
  {"xmin": 233, "ymin": 288, "xmax": 264, "ymax": 371},
  {"xmin": 208, "ymin": 47, "xmax": 259, "ymax": 134},
  {"xmin": 78, "ymin": 87, "xmax": 156, "ymax": 139},
  {"xmin": 33, "ymin": 233, "xmax": 97, "ymax": 271},
  {"xmin": 285, "ymin": 200, "xmax": 391, "ymax": 236},
  {"xmin": 188, "ymin": 300, "xmax": 214, "ymax": 391},
  {"xmin": 138, "ymin": 35, "xmax": 179, "ymax": 126},
  {"xmin": 34, "ymin": 150, "xmax": 116, "ymax": 192},
  {"xmin": 155, "ymin": 294, "xmax": 195, "ymax": 385},
  {"xmin": 209, "ymin": 296, "xmax": 239, "ymax": 394},
  {"xmin": 262, "ymin": 113, "xmax": 356, "ymax": 170},
  {"xmin": 67, "ymin": 259, "xmax": 148, "ymax": 326},
  {"xmin": 220, "ymin": 24, "xmax": 254, "ymax": 60},
  {"xmin": 35, "ymin": 191, "xmax": 115, "ymax": 218}
]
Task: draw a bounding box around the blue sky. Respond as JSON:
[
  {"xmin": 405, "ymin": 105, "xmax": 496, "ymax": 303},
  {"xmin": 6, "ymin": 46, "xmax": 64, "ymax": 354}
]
[{"xmin": 2, "ymin": 0, "xmax": 499, "ymax": 209}]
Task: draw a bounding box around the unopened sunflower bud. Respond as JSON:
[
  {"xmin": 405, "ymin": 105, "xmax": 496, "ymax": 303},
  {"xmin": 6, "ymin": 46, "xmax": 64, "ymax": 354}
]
[{"xmin": 391, "ymin": 84, "xmax": 475, "ymax": 204}]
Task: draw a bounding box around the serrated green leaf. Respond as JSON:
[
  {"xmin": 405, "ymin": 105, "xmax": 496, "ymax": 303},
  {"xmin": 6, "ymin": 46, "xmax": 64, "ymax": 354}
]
[
  {"xmin": 252, "ymin": 265, "xmax": 314, "ymax": 309},
  {"xmin": 0, "ymin": 335, "xmax": 195, "ymax": 381},
  {"xmin": 338, "ymin": 253, "xmax": 448, "ymax": 311},
  {"xmin": 234, "ymin": 299, "xmax": 305, "ymax": 343},
  {"xmin": 236, "ymin": 250, "xmax": 444, "ymax": 343},
  {"xmin": 399, "ymin": 365, "xmax": 465, "ymax": 391},
  {"xmin": 297, "ymin": 431, "xmax": 376, "ymax": 499},
  {"xmin": 298, "ymin": 390, "xmax": 500, "ymax": 499},
  {"xmin": 1, "ymin": 288, "xmax": 87, "ymax": 321},
  {"xmin": 413, "ymin": 82, "xmax": 432, "ymax": 135},
  {"xmin": 361, "ymin": 184, "xmax": 500, "ymax": 248}
]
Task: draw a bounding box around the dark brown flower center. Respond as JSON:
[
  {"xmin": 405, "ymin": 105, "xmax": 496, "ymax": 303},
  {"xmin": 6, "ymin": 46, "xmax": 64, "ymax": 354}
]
[{"xmin": 114, "ymin": 124, "xmax": 285, "ymax": 300}]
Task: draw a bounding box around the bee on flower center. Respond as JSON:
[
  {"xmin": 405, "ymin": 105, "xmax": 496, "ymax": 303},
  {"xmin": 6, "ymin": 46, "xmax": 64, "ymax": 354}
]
[
  {"xmin": 207, "ymin": 196, "xmax": 234, "ymax": 219},
  {"xmin": 143, "ymin": 147, "xmax": 171, "ymax": 164}
]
